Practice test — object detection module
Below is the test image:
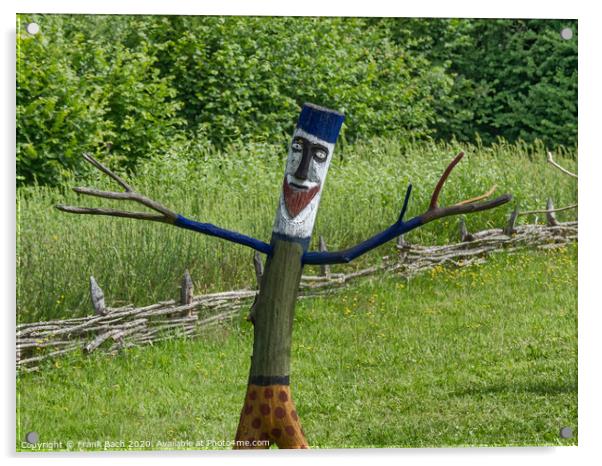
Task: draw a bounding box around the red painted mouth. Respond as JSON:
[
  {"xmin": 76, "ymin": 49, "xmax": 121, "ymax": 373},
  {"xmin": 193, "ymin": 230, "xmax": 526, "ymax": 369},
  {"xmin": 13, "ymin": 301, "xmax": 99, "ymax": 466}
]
[{"xmin": 283, "ymin": 177, "xmax": 321, "ymax": 218}]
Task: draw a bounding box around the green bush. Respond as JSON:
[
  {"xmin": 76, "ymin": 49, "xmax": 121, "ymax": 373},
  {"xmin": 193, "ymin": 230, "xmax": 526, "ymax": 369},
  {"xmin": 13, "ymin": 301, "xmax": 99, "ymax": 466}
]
[
  {"xmin": 16, "ymin": 15, "xmax": 578, "ymax": 186},
  {"xmin": 382, "ymin": 18, "xmax": 578, "ymax": 147},
  {"xmin": 146, "ymin": 16, "xmax": 452, "ymax": 146},
  {"xmin": 16, "ymin": 15, "xmax": 184, "ymax": 185},
  {"xmin": 16, "ymin": 15, "xmax": 455, "ymax": 184}
]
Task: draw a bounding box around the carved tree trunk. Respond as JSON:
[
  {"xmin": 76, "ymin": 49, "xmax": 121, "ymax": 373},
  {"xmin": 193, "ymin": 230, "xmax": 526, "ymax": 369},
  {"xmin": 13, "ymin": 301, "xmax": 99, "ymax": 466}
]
[
  {"xmin": 55, "ymin": 102, "xmax": 512, "ymax": 450},
  {"xmin": 234, "ymin": 239, "xmax": 308, "ymax": 448},
  {"xmin": 233, "ymin": 104, "xmax": 344, "ymax": 449}
]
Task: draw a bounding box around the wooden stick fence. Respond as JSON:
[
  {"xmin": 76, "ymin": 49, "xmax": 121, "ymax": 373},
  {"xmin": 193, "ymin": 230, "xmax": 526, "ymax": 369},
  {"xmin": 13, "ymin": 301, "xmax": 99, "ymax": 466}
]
[
  {"xmin": 300, "ymin": 221, "xmax": 577, "ymax": 290},
  {"xmin": 17, "ymin": 200, "xmax": 577, "ymax": 373}
]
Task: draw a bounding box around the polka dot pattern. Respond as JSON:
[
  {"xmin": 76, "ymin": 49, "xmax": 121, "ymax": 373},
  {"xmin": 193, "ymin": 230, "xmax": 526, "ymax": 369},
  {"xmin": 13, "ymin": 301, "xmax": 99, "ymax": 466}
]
[
  {"xmin": 260, "ymin": 403, "xmax": 270, "ymax": 415},
  {"xmin": 234, "ymin": 384, "xmax": 308, "ymax": 449},
  {"xmin": 274, "ymin": 407, "xmax": 285, "ymax": 419}
]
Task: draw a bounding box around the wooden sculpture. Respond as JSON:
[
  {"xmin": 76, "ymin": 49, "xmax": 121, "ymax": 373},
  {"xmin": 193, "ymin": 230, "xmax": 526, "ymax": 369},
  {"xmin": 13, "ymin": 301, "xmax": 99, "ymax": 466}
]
[{"xmin": 57, "ymin": 103, "xmax": 511, "ymax": 449}]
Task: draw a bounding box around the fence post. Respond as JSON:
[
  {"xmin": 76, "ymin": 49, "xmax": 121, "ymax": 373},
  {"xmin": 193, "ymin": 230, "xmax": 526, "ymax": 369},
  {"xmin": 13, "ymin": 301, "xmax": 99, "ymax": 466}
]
[
  {"xmin": 546, "ymin": 198, "xmax": 559, "ymax": 227},
  {"xmin": 90, "ymin": 276, "xmax": 107, "ymax": 316},
  {"xmin": 504, "ymin": 206, "xmax": 519, "ymax": 236},
  {"xmin": 458, "ymin": 218, "xmax": 474, "ymax": 242},
  {"xmin": 248, "ymin": 252, "xmax": 264, "ymax": 325},
  {"xmin": 253, "ymin": 251, "xmax": 264, "ymax": 289},
  {"xmin": 319, "ymin": 235, "xmax": 331, "ymax": 277},
  {"xmin": 180, "ymin": 270, "xmax": 194, "ymax": 316}
]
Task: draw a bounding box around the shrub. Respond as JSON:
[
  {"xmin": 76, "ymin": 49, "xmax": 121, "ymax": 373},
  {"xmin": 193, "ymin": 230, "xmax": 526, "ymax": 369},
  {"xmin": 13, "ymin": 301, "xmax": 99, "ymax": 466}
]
[
  {"xmin": 146, "ymin": 16, "xmax": 452, "ymax": 146},
  {"xmin": 16, "ymin": 14, "xmax": 184, "ymax": 185},
  {"xmin": 384, "ymin": 18, "xmax": 578, "ymax": 147},
  {"xmin": 16, "ymin": 15, "xmax": 577, "ymax": 186}
]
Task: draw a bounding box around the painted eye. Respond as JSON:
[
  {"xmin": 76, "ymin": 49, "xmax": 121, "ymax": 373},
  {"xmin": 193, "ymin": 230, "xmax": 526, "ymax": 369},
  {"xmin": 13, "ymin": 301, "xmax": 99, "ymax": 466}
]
[
  {"xmin": 313, "ymin": 149, "xmax": 328, "ymax": 162},
  {"xmin": 291, "ymin": 140, "xmax": 303, "ymax": 152}
]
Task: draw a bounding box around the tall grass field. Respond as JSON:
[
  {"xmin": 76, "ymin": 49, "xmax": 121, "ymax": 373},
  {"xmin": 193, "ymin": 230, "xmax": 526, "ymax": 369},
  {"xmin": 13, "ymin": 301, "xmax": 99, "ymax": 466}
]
[{"xmin": 17, "ymin": 138, "xmax": 577, "ymax": 323}]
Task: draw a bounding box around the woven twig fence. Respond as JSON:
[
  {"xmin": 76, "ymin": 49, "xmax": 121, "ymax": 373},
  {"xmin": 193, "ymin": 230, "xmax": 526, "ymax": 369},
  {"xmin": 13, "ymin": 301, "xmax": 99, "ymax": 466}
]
[{"xmin": 17, "ymin": 214, "xmax": 577, "ymax": 373}]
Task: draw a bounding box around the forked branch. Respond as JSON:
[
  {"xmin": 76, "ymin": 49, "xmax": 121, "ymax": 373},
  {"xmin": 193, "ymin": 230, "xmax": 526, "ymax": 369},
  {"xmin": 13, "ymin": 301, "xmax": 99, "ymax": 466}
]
[
  {"xmin": 547, "ymin": 151, "xmax": 577, "ymax": 178},
  {"xmin": 517, "ymin": 203, "xmax": 578, "ymax": 216},
  {"xmin": 419, "ymin": 152, "xmax": 512, "ymax": 224},
  {"xmin": 302, "ymin": 152, "xmax": 511, "ymax": 266},
  {"xmin": 452, "ymin": 184, "xmax": 497, "ymax": 206},
  {"xmin": 55, "ymin": 154, "xmax": 177, "ymax": 224},
  {"xmin": 538, "ymin": 151, "xmax": 577, "ymax": 216}
]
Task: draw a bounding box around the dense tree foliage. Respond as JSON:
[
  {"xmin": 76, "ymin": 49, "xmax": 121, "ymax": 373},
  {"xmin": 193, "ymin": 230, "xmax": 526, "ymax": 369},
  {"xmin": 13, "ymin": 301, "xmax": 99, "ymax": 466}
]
[
  {"xmin": 17, "ymin": 15, "xmax": 185, "ymax": 185},
  {"xmin": 16, "ymin": 15, "xmax": 577, "ymax": 186}
]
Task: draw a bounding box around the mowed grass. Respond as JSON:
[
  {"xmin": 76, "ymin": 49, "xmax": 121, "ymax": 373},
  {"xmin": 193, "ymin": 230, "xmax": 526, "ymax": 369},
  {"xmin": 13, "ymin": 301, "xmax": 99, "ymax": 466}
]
[
  {"xmin": 16, "ymin": 244, "xmax": 577, "ymax": 450},
  {"xmin": 16, "ymin": 138, "xmax": 577, "ymax": 322}
]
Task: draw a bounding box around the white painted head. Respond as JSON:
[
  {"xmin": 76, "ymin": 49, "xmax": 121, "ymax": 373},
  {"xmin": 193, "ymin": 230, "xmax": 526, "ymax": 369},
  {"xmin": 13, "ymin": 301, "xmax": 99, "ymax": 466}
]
[{"xmin": 272, "ymin": 103, "xmax": 345, "ymax": 242}]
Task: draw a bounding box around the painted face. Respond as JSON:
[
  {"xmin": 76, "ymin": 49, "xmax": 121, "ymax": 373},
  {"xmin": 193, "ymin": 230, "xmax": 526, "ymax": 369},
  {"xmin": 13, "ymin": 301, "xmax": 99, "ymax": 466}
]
[{"xmin": 272, "ymin": 127, "xmax": 334, "ymax": 240}]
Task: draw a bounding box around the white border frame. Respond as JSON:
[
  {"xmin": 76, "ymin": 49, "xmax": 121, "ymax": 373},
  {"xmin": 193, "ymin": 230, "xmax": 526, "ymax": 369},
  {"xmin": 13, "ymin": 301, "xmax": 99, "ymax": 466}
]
[{"xmin": 4, "ymin": 2, "xmax": 599, "ymax": 465}]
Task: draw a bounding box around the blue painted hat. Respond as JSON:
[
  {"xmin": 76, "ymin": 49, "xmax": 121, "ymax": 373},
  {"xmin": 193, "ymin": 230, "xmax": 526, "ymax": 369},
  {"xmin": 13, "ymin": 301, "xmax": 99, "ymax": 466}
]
[{"xmin": 296, "ymin": 103, "xmax": 345, "ymax": 144}]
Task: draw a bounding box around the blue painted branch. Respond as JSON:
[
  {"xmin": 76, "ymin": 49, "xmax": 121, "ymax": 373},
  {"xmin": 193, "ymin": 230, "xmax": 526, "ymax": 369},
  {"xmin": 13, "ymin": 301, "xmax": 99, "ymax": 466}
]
[{"xmin": 174, "ymin": 215, "xmax": 272, "ymax": 255}]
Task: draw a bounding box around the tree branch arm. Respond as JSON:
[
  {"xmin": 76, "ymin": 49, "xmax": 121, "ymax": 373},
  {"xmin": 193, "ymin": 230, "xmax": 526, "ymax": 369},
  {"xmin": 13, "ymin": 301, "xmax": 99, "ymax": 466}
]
[
  {"xmin": 303, "ymin": 185, "xmax": 417, "ymax": 265},
  {"xmin": 303, "ymin": 152, "xmax": 512, "ymax": 265},
  {"xmin": 56, "ymin": 154, "xmax": 273, "ymax": 255},
  {"xmin": 303, "ymin": 216, "xmax": 422, "ymax": 265},
  {"xmin": 173, "ymin": 215, "xmax": 272, "ymax": 255}
]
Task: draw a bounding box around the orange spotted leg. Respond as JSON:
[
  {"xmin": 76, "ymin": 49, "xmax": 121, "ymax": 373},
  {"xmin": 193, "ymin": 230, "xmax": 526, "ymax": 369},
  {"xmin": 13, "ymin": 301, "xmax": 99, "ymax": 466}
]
[{"xmin": 234, "ymin": 384, "xmax": 308, "ymax": 449}]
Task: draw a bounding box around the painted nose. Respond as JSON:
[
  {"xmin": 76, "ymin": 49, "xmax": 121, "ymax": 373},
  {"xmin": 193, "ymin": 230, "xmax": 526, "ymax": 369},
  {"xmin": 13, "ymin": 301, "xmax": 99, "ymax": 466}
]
[{"xmin": 293, "ymin": 144, "xmax": 312, "ymax": 180}]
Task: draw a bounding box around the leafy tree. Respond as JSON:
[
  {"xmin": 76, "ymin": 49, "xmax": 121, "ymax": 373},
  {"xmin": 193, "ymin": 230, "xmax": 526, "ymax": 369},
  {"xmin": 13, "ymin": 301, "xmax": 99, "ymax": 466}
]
[
  {"xmin": 145, "ymin": 16, "xmax": 452, "ymax": 146},
  {"xmin": 16, "ymin": 15, "xmax": 577, "ymax": 186},
  {"xmin": 17, "ymin": 15, "xmax": 184, "ymax": 185},
  {"xmin": 382, "ymin": 18, "xmax": 577, "ymax": 147}
]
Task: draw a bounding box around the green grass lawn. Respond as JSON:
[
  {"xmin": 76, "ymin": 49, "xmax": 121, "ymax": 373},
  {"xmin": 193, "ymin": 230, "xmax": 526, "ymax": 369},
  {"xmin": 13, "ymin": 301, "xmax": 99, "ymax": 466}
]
[{"xmin": 16, "ymin": 245, "xmax": 577, "ymax": 451}]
